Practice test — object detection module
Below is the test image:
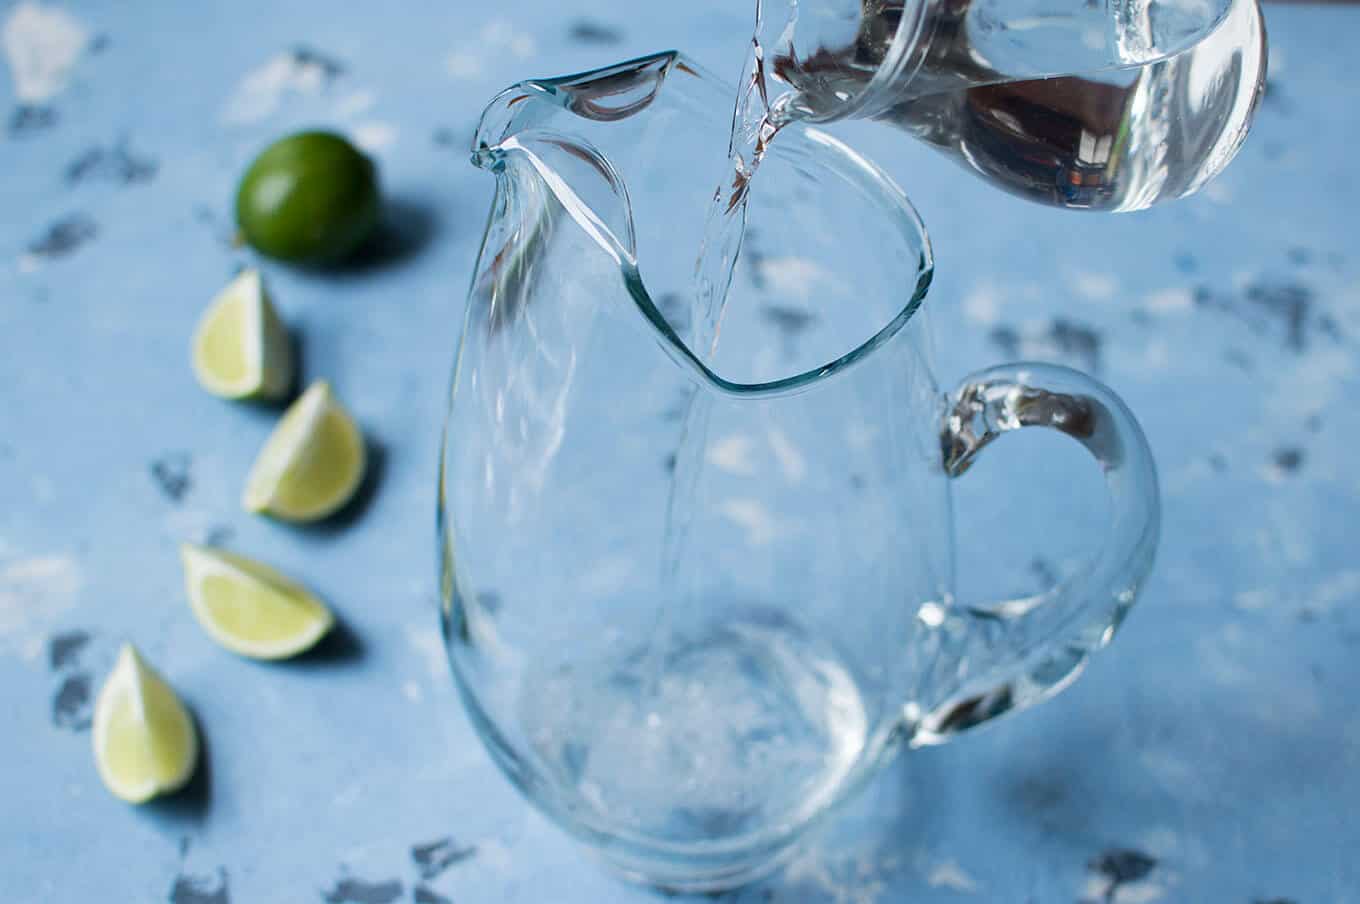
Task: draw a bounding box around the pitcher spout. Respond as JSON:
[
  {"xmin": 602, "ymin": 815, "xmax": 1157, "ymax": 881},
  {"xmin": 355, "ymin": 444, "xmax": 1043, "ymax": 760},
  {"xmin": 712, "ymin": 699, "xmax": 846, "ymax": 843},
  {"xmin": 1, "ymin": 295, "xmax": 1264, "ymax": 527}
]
[{"xmin": 471, "ymin": 51, "xmax": 682, "ymax": 168}]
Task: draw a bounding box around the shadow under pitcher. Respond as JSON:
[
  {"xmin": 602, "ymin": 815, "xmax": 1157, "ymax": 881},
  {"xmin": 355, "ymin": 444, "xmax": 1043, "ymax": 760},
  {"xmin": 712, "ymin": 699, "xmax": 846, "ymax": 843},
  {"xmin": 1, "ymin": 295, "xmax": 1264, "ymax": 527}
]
[{"xmin": 437, "ymin": 52, "xmax": 1160, "ymax": 892}]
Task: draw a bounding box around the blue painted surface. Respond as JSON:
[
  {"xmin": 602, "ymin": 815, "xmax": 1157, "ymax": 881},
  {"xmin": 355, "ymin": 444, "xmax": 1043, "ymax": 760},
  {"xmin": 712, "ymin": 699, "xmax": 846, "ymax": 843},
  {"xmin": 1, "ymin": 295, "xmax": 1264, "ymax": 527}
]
[{"xmin": 1, "ymin": 1, "xmax": 1356, "ymax": 900}]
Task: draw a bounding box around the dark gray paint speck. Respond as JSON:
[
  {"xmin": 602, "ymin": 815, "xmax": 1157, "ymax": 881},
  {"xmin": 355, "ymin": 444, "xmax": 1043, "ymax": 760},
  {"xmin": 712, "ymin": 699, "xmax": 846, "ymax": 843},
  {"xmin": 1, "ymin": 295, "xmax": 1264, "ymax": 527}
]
[
  {"xmin": 673, "ymin": 805, "xmax": 751, "ymax": 837},
  {"xmin": 1223, "ymin": 348, "xmax": 1253, "ymax": 371},
  {"xmin": 169, "ymin": 868, "xmax": 229, "ymax": 904},
  {"xmin": 1272, "ymin": 447, "xmax": 1305, "ymax": 473},
  {"xmin": 289, "ymin": 46, "xmax": 346, "ymax": 79},
  {"xmin": 760, "ymin": 304, "xmax": 816, "ymax": 337},
  {"xmin": 1245, "ymin": 281, "xmax": 1313, "ymax": 351},
  {"xmin": 321, "ymin": 877, "xmax": 403, "ymax": 904},
  {"xmin": 1089, "ymin": 848, "xmax": 1157, "ymax": 901},
  {"xmin": 656, "ymin": 292, "xmax": 691, "ymax": 335},
  {"xmin": 1029, "ymin": 557, "xmax": 1058, "ymax": 590},
  {"xmin": 413, "ymin": 886, "xmax": 452, "ymax": 904},
  {"xmin": 151, "ymin": 453, "xmax": 193, "ymax": 502},
  {"xmin": 989, "ymin": 319, "xmax": 1101, "ymax": 372},
  {"xmin": 411, "ymin": 837, "xmax": 477, "ymax": 880},
  {"xmin": 989, "ymin": 324, "xmax": 1020, "ymax": 358},
  {"xmin": 52, "ymin": 672, "xmax": 92, "ymax": 730},
  {"xmin": 8, "ymin": 104, "xmax": 57, "ymax": 136},
  {"xmin": 568, "ymin": 20, "xmax": 624, "ymax": 45},
  {"xmin": 65, "ymin": 143, "xmax": 158, "ymax": 185},
  {"xmin": 204, "ymin": 525, "xmax": 235, "ymax": 546},
  {"xmin": 49, "ymin": 630, "xmax": 91, "ymax": 670},
  {"xmin": 28, "ymin": 215, "xmax": 97, "ymax": 258},
  {"xmin": 1047, "ymin": 319, "xmax": 1103, "ymax": 372},
  {"xmin": 1197, "ymin": 280, "xmax": 1336, "ymax": 353}
]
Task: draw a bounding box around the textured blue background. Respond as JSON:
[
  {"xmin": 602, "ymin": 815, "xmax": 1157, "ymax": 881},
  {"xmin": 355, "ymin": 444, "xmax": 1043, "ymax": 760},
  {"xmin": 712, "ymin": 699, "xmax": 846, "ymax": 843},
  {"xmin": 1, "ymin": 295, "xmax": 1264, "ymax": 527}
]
[{"xmin": 2, "ymin": 1, "xmax": 1357, "ymax": 901}]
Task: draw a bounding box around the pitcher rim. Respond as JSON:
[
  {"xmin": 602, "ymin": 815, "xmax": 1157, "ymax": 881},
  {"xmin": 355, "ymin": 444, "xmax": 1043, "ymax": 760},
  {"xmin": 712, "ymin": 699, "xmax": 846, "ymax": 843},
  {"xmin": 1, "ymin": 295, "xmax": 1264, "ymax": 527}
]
[{"xmin": 470, "ymin": 50, "xmax": 936, "ymax": 399}]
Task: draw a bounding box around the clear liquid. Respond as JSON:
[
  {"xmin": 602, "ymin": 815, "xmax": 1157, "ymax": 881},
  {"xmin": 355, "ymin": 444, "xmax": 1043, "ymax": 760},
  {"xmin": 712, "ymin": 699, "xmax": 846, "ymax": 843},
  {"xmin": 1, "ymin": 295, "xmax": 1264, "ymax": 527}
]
[
  {"xmin": 871, "ymin": 0, "xmax": 1265, "ymax": 213},
  {"xmin": 522, "ymin": 616, "xmax": 869, "ymax": 843},
  {"xmin": 707, "ymin": 0, "xmax": 1263, "ymax": 215}
]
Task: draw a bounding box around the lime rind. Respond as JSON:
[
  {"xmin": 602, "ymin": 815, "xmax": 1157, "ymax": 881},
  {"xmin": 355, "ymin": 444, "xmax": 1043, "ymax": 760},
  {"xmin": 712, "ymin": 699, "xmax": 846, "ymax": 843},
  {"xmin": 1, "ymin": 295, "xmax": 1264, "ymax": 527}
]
[{"xmin": 92, "ymin": 644, "xmax": 198, "ymax": 804}]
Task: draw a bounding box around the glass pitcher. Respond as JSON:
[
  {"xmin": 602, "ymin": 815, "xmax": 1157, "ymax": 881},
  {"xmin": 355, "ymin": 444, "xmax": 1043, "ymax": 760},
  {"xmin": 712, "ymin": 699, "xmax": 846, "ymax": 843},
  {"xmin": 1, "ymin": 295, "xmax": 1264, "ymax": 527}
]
[
  {"xmin": 438, "ymin": 53, "xmax": 1160, "ymax": 891},
  {"xmin": 732, "ymin": 0, "xmax": 1266, "ymax": 210}
]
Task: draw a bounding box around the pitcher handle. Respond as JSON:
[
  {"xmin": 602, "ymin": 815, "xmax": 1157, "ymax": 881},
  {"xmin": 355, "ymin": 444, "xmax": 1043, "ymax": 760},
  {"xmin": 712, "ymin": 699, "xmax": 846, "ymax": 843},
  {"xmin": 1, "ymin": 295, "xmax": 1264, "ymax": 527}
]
[{"xmin": 913, "ymin": 362, "xmax": 1161, "ymax": 745}]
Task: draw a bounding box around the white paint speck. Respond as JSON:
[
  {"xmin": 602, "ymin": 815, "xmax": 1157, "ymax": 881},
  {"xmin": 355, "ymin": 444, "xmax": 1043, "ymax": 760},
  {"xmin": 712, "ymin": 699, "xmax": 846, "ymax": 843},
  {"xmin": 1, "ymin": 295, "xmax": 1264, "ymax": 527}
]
[
  {"xmin": 17, "ymin": 252, "xmax": 41, "ymax": 274},
  {"xmin": 926, "ymin": 859, "xmax": 981, "ymax": 892},
  {"xmin": 1144, "ymin": 287, "xmax": 1192, "ymax": 313},
  {"xmin": 1233, "ymin": 587, "xmax": 1273, "ymax": 611},
  {"xmin": 783, "ymin": 848, "xmax": 889, "ymax": 904},
  {"xmin": 709, "ymin": 435, "xmax": 755, "ymax": 474},
  {"xmin": 1203, "ymin": 180, "xmax": 1234, "ymax": 204},
  {"xmin": 1314, "ymin": 569, "xmax": 1360, "ymax": 610},
  {"xmin": 480, "ymin": 20, "xmax": 536, "ymax": 58},
  {"xmin": 2, "ymin": 2, "xmax": 88, "ymax": 103},
  {"xmin": 1115, "ymin": 881, "xmax": 1170, "ymax": 903},
  {"xmin": 1071, "ymin": 271, "xmax": 1118, "ymax": 301},
  {"xmin": 717, "ymin": 498, "xmax": 787, "ymax": 547},
  {"xmin": 21, "ymin": 634, "xmax": 44, "ymax": 661},
  {"xmin": 445, "ymin": 50, "xmax": 482, "ymax": 80},
  {"xmin": 1139, "ymin": 339, "xmax": 1170, "ymax": 370},
  {"xmin": 1081, "ymin": 875, "xmax": 1108, "ymax": 902},
  {"xmin": 1139, "ymin": 748, "xmax": 1198, "ymax": 792},
  {"xmin": 1195, "ymin": 623, "xmax": 1253, "ymax": 687},
  {"xmin": 222, "ymin": 52, "xmax": 329, "ymax": 124},
  {"xmin": 404, "ymin": 625, "xmax": 447, "ymax": 682},
  {"xmin": 845, "ymin": 422, "xmax": 878, "ymax": 450},
  {"xmin": 759, "ymin": 256, "xmax": 829, "ymax": 300},
  {"xmin": 333, "ymin": 88, "xmax": 376, "ymax": 118},
  {"xmin": 445, "ymin": 20, "xmax": 536, "ymax": 81},
  {"xmin": 962, "ymin": 284, "xmax": 1000, "ymax": 325},
  {"xmin": 576, "ymin": 556, "xmax": 635, "ymax": 596},
  {"xmin": 402, "ymin": 679, "xmax": 423, "ymax": 703},
  {"xmin": 0, "ymin": 554, "xmax": 81, "ymax": 660},
  {"xmin": 766, "ymin": 428, "xmax": 807, "ymax": 483},
  {"xmin": 1266, "ymin": 346, "xmax": 1357, "ymax": 422},
  {"xmin": 352, "ymin": 120, "xmax": 397, "ymax": 152},
  {"xmin": 477, "ymin": 837, "xmax": 514, "ymax": 872}
]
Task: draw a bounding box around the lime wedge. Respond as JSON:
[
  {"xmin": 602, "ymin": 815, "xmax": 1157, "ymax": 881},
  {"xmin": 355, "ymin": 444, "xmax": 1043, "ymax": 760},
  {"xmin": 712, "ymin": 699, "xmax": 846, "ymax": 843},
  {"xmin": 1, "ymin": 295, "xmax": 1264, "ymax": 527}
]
[
  {"xmin": 243, "ymin": 380, "xmax": 366, "ymax": 521},
  {"xmin": 180, "ymin": 544, "xmax": 334, "ymax": 659},
  {"xmin": 92, "ymin": 644, "xmax": 198, "ymax": 804},
  {"xmin": 191, "ymin": 268, "xmax": 293, "ymax": 400}
]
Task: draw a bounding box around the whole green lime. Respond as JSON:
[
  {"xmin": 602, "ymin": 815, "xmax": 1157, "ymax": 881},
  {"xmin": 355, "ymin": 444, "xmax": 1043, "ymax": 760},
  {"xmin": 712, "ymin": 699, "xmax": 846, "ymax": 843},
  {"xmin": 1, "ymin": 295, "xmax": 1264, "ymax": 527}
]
[{"xmin": 235, "ymin": 131, "xmax": 380, "ymax": 264}]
